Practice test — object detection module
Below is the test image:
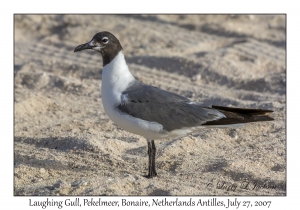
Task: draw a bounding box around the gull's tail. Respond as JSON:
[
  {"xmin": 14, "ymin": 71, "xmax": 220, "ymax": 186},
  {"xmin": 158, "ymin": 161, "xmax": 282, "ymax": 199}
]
[{"xmin": 202, "ymin": 105, "xmax": 274, "ymax": 126}]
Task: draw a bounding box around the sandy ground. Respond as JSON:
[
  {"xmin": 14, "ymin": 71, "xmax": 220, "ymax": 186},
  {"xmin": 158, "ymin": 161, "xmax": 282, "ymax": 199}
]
[{"xmin": 14, "ymin": 15, "xmax": 286, "ymax": 196}]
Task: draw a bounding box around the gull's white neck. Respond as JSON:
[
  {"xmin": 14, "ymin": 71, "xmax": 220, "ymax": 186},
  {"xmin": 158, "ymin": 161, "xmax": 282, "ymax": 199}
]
[{"xmin": 101, "ymin": 51, "xmax": 135, "ymax": 105}]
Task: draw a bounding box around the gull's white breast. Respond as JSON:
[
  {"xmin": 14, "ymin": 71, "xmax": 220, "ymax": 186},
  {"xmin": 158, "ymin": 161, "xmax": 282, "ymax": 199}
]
[{"xmin": 101, "ymin": 51, "xmax": 166, "ymax": 139}]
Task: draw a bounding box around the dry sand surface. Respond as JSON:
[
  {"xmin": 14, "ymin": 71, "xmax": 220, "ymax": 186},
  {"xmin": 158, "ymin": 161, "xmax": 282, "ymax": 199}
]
[{"xmin": 14, "ymin": 15, "xmax": 286, "ymax": 196}]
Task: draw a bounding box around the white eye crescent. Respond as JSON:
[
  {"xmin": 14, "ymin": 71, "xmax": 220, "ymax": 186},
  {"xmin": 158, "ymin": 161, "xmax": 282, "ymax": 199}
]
[{"xmin": 102, "ymin": 37, "xmax": 109, "ymax": 44}]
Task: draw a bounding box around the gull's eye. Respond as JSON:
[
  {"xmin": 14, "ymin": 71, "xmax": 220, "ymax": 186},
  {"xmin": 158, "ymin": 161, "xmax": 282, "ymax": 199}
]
[{"xmin": 102, "ymin": 37, "xmax": 109, "ymax": 44}]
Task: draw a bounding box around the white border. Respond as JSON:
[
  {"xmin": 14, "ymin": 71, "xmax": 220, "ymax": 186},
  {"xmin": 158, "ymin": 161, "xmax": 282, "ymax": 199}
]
[{"xmin": 2, "ymin": 1, "xmax": 297, "ymax": 209}]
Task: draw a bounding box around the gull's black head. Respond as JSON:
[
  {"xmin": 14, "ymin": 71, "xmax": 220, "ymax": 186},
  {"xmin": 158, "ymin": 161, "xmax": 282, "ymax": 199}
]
[{"xmin": 74, "ymin": 31, "xmax": 123, "ymax": 66}]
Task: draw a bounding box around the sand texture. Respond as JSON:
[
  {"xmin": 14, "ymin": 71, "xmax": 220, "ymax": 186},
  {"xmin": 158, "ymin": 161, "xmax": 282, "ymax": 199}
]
[{"xmin": 14, "ymin": 15, "xmax": 286, "ymax": 196}]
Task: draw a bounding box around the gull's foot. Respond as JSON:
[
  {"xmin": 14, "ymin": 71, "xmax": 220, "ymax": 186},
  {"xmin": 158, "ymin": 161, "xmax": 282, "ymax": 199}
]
[{"xmin": 145, "ymin": 171, "xmax": 157, "ymax": 179}]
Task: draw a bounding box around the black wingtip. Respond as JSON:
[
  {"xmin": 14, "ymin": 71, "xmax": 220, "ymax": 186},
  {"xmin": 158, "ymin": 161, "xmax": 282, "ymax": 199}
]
[
  {"xmin": 203, "ymin": 105, "xmax": 275, "ymax": 126},
  {"xmin": 74, "ymin": 46, "xmax": 80, "ymax": 53},
  {"xmin": 211, "ymin": 105, "xmax": 274, "ymax": 114}
]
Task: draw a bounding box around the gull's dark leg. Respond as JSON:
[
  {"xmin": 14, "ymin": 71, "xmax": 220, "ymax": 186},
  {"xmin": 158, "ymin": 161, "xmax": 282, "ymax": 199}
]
[
  {"xmin": 147, "ymin": 141, "xmax": 151, "ymax": 177},
  {"xmin": 151, "ymin": 140, "xmax": 157, "ymax": 176},
  {"xmin": 146, "ymin": 140, "xmax": 157, "ymax": 178}
]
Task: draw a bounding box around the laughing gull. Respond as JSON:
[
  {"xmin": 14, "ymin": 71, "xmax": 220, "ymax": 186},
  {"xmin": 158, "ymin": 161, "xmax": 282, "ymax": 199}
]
[{"xmin": 74, "ymin": 31, "xmax": 274, "ymax": 178}]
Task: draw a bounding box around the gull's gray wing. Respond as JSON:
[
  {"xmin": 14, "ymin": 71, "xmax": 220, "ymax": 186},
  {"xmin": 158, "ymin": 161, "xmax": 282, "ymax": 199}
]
[
  {"xmin": 120, "ymin": 81, "xmax": 190, "ymax": 103},
  {"xmin": 117, "ymin": 81, "xmax": 225, "ymax": 131}
]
